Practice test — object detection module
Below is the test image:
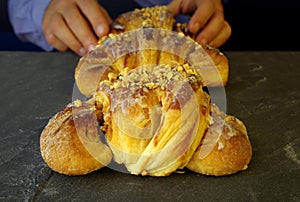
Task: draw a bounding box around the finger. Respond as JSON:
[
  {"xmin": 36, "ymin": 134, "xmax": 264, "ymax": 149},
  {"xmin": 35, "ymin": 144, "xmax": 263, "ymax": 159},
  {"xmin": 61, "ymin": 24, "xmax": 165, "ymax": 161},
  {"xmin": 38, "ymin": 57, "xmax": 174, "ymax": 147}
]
[
  {"xmin": 188, "ymin": 0, "xmax": 214, "ymax": 34},
  {"xmin": 45, "ymin": 13, "xmax": 87, "ymax": 56},
  {"xmin": 195, "ymin": 11, "xmax": 225, "ymax": 45},
  {"xmin": 55, "ymin": 21, "xmax": 88, "ymax": 56},
  {"xmin": 168, "ymin": 0, "xmax": 198, "ymax": 17},
  {"xmin": 77, "ymin": 0, "xmax": 112, "ymax": 38},
  {"xmin": 45, "ymin": 32, "xmax": 68, "ymax": 52},
  {"xmin": 63, "ymin": 4, "xmax": 98, "ymax": 51},
  {"xmin": 98, "ymin": 6, "xmax": 113, "ymax": 24},
  {"xmin": 208, "ymin": 21, "xmax": 232, "ymax": 48},
  {"xmin": 43, "ymin": 13, "xmax": 68, "ymax": 52},
  {"xmin": 168, "ymin": 0, "xmax": 182, "ymax": 16}
]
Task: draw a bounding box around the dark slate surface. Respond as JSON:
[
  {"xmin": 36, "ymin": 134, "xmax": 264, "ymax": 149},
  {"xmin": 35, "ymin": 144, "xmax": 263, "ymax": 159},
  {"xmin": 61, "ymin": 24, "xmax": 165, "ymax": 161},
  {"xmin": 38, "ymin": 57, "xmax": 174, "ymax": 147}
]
[{"xmin": 0, "ymin": 51, "xmax": 299, "ymax": 201}]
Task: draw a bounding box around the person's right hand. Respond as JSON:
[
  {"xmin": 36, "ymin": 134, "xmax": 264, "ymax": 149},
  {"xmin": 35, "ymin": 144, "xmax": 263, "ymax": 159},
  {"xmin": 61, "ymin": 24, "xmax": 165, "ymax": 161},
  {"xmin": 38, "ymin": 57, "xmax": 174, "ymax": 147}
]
[{"xmin": 42, "ymin": 0, "xmax": 112, "ymax": 56}]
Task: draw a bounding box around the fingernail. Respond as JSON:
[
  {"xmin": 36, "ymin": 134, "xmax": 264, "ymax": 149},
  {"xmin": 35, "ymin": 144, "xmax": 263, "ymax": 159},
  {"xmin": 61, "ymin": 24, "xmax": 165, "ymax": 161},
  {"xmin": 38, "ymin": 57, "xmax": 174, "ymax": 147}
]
[
  {"xmin": 193, "ymin": 22, "xmax": 200, "ymax": 32},
  {"xmin": 88, "ymin": 44, "xmax": 95, "ymax": 52},
  {"xmin": 96, "ymin": 25, "xmax": 105, "ymax": 37},
  {"xmin": 80, "ymin": 47, "xmax": 86, "ymax": 55},
  {"xmin": 201, "ymin": 39, "xmax": 207, "ymax": 45}
]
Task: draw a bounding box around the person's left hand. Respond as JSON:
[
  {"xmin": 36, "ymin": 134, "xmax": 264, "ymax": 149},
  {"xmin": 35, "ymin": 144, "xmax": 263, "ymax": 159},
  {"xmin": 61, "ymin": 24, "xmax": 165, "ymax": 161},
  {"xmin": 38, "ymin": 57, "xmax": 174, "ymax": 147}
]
[{"xmin": 168, "ymin": 0, "xmax": 231, "ymax": 48}]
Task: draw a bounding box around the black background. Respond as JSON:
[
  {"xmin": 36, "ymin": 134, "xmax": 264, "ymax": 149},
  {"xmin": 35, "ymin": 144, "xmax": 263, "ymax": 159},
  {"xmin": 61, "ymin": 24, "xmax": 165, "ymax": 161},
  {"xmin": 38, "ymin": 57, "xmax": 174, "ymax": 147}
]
[
  {"xmin": 223, "ymin": 0, "xmax": 300, "ymax": 51},
  {"xmin": 1, "ymin": 0, "xmax": 300, "ymax": 51}
]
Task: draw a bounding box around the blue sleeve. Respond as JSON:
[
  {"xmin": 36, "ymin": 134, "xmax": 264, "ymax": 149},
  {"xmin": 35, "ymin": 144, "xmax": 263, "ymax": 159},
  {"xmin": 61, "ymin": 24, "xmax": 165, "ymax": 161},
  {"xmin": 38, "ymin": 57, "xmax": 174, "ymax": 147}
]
[{"xmin": 8, "ymin": 0, "xmax": 54, "ymax": 51}]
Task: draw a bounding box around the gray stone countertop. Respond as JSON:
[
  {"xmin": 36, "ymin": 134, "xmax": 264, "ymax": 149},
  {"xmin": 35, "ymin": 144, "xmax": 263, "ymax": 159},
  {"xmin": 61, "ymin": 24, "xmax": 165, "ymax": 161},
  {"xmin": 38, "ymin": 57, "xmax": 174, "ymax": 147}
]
[{"xmin": 0, "ymin": 51, "xmax": 299, "ymax": 201}]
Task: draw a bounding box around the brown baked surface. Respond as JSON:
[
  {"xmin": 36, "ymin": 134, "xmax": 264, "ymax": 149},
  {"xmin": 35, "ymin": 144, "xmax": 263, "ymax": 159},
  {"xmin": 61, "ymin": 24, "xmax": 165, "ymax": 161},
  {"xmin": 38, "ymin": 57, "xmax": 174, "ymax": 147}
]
[
  {"xmin": 95, "ymin": 64, "xmax": 211, "ymax": 176},
  {"xmin": 74, "ymin": 6, "xmax": 229, "ymax": 97},
  {"xmin": 40, "ymin": 6, "xmax": 252, "ymax": 177},
  {"xmin": 187, "ymin": 104, "xmax": 252, "ymax": 176},
  {"xmin": 40, "ymin": 102, "xmax": 112, "ymax": 175}
]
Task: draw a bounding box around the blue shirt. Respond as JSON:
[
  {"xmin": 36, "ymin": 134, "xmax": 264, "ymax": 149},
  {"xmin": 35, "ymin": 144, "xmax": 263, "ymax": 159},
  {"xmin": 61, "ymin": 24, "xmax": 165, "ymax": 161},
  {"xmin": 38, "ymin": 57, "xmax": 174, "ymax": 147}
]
[
  {"xmin": 8, "ymin": 0, "xmax": 189, "ymax": 51},
  {"xmin": 8, "ymin": 0, "xmax": 52, "ymax": 51}
]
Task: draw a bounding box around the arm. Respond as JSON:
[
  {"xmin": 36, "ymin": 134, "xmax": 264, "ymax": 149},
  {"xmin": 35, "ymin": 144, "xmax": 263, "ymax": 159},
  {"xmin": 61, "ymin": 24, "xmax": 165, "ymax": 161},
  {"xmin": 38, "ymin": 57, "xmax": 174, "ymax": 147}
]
[{"xmin": 8, "ymin": 0, "xmax": 54, "ymax": 51}]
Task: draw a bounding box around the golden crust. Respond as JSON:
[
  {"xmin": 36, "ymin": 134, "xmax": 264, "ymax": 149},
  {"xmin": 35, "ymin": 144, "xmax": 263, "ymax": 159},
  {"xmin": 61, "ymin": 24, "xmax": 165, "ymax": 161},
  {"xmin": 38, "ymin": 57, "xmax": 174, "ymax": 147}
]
[
  {"xmin": 41, "ymin": 6, "xmax": 251, "ymax": 177},
  {"xmin": 111, "ymin": 6, "xmax": 174, "ymax": 33},
  {"xmin": 74, "ymin": 6, "xmax": 229, "ymax": 97},
  {"xmin": 40, "ymin": 102, "xmax": 112, "ymax": 175},
  {"xmin": 186, "ymin": 104, "xmax": 252, "ymax": 176},
  {"xmin": 202, "ymin": 45, "xmax": 229, "ymax": 86},
  {"xmin": 96, "ymin": 65, "xmax": 211, "ymax": 176}
]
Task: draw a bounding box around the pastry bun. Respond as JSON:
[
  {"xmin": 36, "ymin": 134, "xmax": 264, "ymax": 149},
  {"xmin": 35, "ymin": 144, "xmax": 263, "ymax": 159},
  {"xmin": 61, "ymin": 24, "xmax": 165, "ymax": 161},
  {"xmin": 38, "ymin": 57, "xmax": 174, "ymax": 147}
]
[
  {"xmin": 187, "ymin": 104, "xmax": 252, "ymax": 176},
  {"xmin": 40, "ymin": 101, "xmax": 112, "ymax": 175}
]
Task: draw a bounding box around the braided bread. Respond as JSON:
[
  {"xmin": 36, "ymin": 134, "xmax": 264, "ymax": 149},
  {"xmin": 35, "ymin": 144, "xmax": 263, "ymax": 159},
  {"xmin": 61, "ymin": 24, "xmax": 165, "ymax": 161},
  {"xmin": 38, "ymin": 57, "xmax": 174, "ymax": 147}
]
[{"xmin": 40, "ymin": 6, "xmax": 252, "ymax": 176}]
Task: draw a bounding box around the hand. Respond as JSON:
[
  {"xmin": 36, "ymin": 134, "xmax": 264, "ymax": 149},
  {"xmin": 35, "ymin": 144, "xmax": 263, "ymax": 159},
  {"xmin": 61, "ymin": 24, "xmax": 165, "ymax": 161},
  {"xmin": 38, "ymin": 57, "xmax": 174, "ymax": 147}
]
[
  {"xmin": 168, "ymin": 0, "xmax": 231, "ymax": 48},
  {"xmin": 42, "ymin": 0, "xmax": 112, "ymax": 56}
]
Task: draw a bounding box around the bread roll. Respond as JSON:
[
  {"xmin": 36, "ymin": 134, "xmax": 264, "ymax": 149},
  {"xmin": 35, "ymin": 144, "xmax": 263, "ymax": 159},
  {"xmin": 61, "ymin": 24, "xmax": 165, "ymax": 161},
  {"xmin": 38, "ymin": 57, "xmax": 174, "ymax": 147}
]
[
  {"xmin": 40, "ymin": 101, "xmax": 112, "ymax": 175},
  {"xmin": 187, "ymin": 104, "xmax": 252, "ymax": 176}
]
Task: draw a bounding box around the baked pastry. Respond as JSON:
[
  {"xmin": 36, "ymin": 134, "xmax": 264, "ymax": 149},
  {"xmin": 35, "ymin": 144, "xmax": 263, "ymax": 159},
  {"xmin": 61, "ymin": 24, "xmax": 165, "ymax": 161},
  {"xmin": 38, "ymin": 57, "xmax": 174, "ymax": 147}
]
[
  {"xmin": 40, "ymin": 101, "xmax": 112, "ymax": 175},
  {"xmin": 186, "ymin": 104, "xmax": 252, "ymax": 176},
  {"xmin": 75, "ymin": 6, "xmax": 228, "ymax": 97},
  {"xmin": 40, "ymin": 6, "xmax": 252, "ymax": 177},
  {"xmin": 111, "ymin": 6, "xmax": 175, "ymax": 32},
  {"xmin": 95, "ymin": 64, "xmax": 210, "ymax": 176}
]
